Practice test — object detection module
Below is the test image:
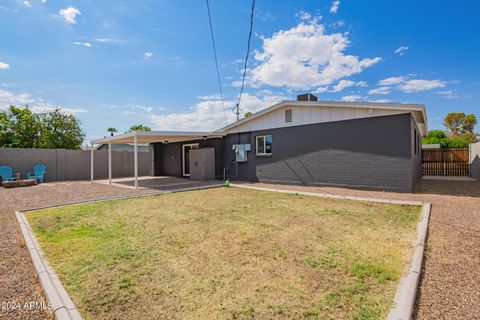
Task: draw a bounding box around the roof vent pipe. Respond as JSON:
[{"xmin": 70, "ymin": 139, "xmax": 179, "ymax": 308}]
[{"xmin": 297, "ymin": 93, "xmax": 318, "ymax": 101}]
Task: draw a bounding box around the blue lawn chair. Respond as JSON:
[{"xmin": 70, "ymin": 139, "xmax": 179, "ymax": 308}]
[
  {"xmin": 0, "ymin": 166, "xmax": 16, "ymax": 182},
  {"xmin": 28, "ymin": 164, "xmax": 47, "ymax": 183}
]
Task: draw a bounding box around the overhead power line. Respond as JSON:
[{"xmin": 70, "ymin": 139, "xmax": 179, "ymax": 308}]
[
  {"xmin": 234, "ymin": 0, "xmax": 256, "ymax": 121},
  {"xmin": 205, "ymin": 0, "xmax": 227, "ymax": 124}
]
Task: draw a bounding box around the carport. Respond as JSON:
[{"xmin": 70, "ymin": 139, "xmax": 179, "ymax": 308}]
[{"xmin": 90, "ymin": 131, "xmax": 223, "ymax": 188}]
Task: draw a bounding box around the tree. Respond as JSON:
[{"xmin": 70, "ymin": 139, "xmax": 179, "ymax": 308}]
[
  {"xmin": 422, "ymin": 130, "xmax": 448, "ymax": 147},
  {"xmin": 1, "ymin": 105, "xmax": 41, "ymax": 148},
  {"xmin": 443, "ymin": 112, "xmax": 477, "ymax": 139},
  {"xmin": 107, "ymin": 127, "xmax": 118, "ymax": 136},
  {"xmin": 38, "ymin": 109, "xmax": 85, "ymax": 149},
  {"xmin": 244, "ymin": 112, "xmax": 253, "ymax": 118},
  {"xmin": 129, "ymin": 124, "xmax": 151, "ymax": 132},
  {"xmin": 0, "ymin": 105, "xmax": 85, "ymax": 150}
]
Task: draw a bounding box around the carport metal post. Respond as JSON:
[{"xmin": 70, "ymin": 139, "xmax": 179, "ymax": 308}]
[
  {"xmin": 108, "ymin": 140, "xmax": 112, "ymax": 185},
  {"xmin": 134, "ymin": 134, "xmax": 138, "ymax": 189},
  {"xmin": 90, "ymin": 143, "xmax": 94, "ymax": 183}
]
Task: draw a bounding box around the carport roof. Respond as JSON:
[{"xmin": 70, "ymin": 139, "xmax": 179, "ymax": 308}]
[{"xmin": 91, "ymin": 131, "xmax": 225, "ymax": 145}]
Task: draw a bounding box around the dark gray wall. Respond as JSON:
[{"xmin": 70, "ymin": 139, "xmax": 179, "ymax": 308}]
[
  {"xmin": 221, "ymin": 113, "xmax": 415, "ymax": 192},
  {"xmin": 470, "ymin": 142, "xmax": 480, "ymax": 180},
  {"xmin": 411, "ymin": 117, "xmax": 423, "ymax": 188},
  {"xmin": 152, "ymin": 138, "xmax": 225, "ymax": 178},
  {"xmin": 0, "ymin": 148, "xmax": 151, "ymax": 182},
  {"xmin": 153, "ymin": 113, "xmax": 419, "ymax": 192}
]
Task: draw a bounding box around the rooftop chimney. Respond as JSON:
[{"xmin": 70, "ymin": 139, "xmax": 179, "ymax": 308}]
[{"xmin": 297, "ymin": 93, "xmax": 318, "ymax": 101}]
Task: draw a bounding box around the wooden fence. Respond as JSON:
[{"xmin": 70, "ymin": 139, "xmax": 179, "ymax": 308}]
[{"xmin": 422, "ymin": 148, "xmax": 470, "ymax": 176}]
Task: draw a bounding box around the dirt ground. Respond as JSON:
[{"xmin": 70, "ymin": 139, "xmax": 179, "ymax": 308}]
[
  {"xmin": 0, "ymin": 178, "xmax": 479, "ymax": 319},
  {"xmin": 244, "ymin": 178, "xmax": 480, "ymax": 320}
]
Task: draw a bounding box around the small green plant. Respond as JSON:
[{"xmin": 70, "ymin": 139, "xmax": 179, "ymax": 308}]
[
  {"xmin": 304, "ymin": 256, "xmax": 319, "ymax": 268},
  {"xmin": 224, "ymin": 179, "xmax": 230, "ymax": 187},
  {"xmin": 278, "ymin": 250, "xmax": 288, "ymax": 259}
]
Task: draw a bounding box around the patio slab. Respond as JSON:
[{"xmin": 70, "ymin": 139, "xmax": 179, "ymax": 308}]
[{"xmin": 95, "ymin": 176, "xmax": 221, "ymax": 190}]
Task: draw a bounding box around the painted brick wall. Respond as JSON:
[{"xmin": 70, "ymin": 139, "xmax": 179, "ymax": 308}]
[{"xmin": 221, "ymin": 113, "xmax": 416, "ymax": 192}]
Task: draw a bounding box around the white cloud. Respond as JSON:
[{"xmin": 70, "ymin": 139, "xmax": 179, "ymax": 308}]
[
  {"xmin": 394, "ymin": 45, "xmax": 409, "ymax": 56},
  {"xmin": 132, "ymin": 104, "xmax": 153, "ymax": 113},
  {"xmin": 148, "ymin": 93, "xmax": 288, "ymax": 131},
  {"xmin": 74, "ymin": 41, "xmax": 92, "ymax": 48},
  {"xmin": 0, "ymin": 89, "xmax": 34, "ymax": 106},
  {"xmin": 0, "ymin": 89, "xmax": 87, "ymax": 114},
  {"xmin": 249, "ymin": 17, "xmax": 381, "ymax": 90},
  {"xmin": 122, "ymin": 111, "xmax": 135, "ymax": 115},
  {"xmin": 58, "ymin": 7, "xmax": 81, "ymax": 24},
  {"xmin": 314, "ymin": 86, "xmax": 329, "ymax": 93},
  {"xmin": 295, "ymin": 11, "xmax": 312, "ymax": 20},
  {"xmin": 94, "ymin": 38, "xmax": 122, "ymax": 44},
  {"xmin": 330, "ymin": 0, "xmax": 340, "ymax": 13},
  {"xmin": 332, "ymin": 80, "xmax": 355, "ymax": 92},
  {"xmin": 341, "ymin": 95, "xmax": 362, "ymax": 102},
  {"xmin": 23, "ymin": 1, "xmax": 31, "ymax": 7},
  {"xmin": 331, "ymin": 80, "xmax": 367, "ymax": 92},
  {"xmin": 42, "ymin": 0, "xmax": 47, "ymax": 3},
  {"xmin": 436, "ymin": 90, "xmax": 459, "ymax": 99},
  {"xmin": 378, "ymin": 76, "xmax": 406, "ymax": 86},
  {"xmin": 198, "ymin": 94, "xmax": 222, "ymax": 100},
  {"xmin": 371, "ymin": 99, "xmax": 392, "ymax": 103},
  {"xmin": 377, "ymin": 76, "xmax": 447, "ymax": 93},
  {"xmin": 398, "ymin": 79, "xmax": 446, "ymax": 92},
  {"xmin": 30, "ymin": 104, "xmax": 88, "ymax": 114},
  {"xmin": 144, "ymin": 51, "xmax": 153, "ymax": 59},
  {"xmin": 368, "ymin": 86, "xmax": 390, "ymax": 95},
  {"xmin": 0, "ymin": 62, "xmax": 10, "ymax": 70}
]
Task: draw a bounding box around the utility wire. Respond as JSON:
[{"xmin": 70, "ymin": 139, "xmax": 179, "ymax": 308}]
[
  {"xmin": 235, "ymin": 0, "xmax": 256, "ymax": 121},
  {"xmin": 205, "ymin": 0, "xmax": 227, "ymax": 125}
]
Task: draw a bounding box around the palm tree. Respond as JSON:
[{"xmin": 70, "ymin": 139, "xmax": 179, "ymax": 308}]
[
  {"xmin": 129, "ymin": 124, "xmax": 151, "ymax": 132},
  {"xmin": 107, "ymin": 127, "xmax": 118, "ymax": 136}
]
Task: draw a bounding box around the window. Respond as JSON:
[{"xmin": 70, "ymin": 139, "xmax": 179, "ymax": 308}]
[
  {"xmin": 285, "ymin": 109, "xmax": 292, "ymax": 123},
  {"xmin": 256, "ymin": 135, "xmax": 272, "ymax": 155}
]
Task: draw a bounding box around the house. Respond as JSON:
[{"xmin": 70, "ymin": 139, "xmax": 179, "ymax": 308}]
[{"xmin": 92, "ymin": 94, "xmax": 427, "ymax": 192}]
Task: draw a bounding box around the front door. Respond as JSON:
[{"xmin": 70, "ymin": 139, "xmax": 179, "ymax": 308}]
[{"xmin": 182, "ymin": 143, "xmax": 199, "ymax": 177}]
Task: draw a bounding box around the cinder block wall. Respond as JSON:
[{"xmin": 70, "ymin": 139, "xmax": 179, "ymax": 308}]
[
  {"xmin": 0, "ymin": 148, "xmax": 151, "ymax": 182},
  {"xmin": 470, "ymin": 142, "xmax": 480, "ymax": 180}
]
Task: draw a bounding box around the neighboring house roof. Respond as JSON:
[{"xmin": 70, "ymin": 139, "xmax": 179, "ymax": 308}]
[{"xmin": 218, "ymin": 100, "xmax": 428, "ymax": 136}]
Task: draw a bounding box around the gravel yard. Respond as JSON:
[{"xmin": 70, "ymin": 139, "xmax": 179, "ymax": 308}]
[
  {"xmin": 0, "ymin": 178, "xmax": 479, "ymax": 319},
  {"xmin": 244, "ymin": 179, "xmax": 480, "ymax": 320}
]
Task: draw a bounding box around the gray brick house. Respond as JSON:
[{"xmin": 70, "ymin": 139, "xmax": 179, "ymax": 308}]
[{"xmin": 93, "ymin": 94, "xmax": 427, "ymax": 192}]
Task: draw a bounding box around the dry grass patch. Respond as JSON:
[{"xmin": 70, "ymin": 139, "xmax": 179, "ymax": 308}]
[{"xmin": 26, "ymin": 187, "xmax": 421, "ymax": 320}]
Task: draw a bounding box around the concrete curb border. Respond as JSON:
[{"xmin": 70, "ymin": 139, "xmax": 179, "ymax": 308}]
[
  {"xmin": 16, "ymin": 183, "xmax": 223, "ymax": 320},
  {"xmin": 230, "ymin": 184, "xmax": 431, "ymax": 320}
]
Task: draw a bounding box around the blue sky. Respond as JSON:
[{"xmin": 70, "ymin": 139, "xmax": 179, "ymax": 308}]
[{"xmin": 1, "ymin": 0, "xmax": 479, "ymax": 142}]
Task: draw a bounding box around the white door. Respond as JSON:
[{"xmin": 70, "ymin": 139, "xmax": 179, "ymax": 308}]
[{"xmin": 182, "ymin": 143, "xmax": 199, "ymax": 177}]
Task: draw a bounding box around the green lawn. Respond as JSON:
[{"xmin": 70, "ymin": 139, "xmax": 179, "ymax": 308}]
[{"xmin": 26, "ymin": 187, "xmax": 421, "ymax": 320}]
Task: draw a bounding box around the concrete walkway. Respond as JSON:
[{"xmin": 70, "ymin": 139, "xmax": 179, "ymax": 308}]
[{"xmin": 240, "ymin": 178, "xmax": 480, "ymax": 320}]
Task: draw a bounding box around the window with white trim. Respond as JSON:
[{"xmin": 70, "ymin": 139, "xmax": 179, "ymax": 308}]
[
  {"xmin": 256, "ymin": 135, "xmax": 272, "ymax": 155},
  {"xmin": 285, "ymin": 109, "xmax": 292, "ymax": 123}
]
